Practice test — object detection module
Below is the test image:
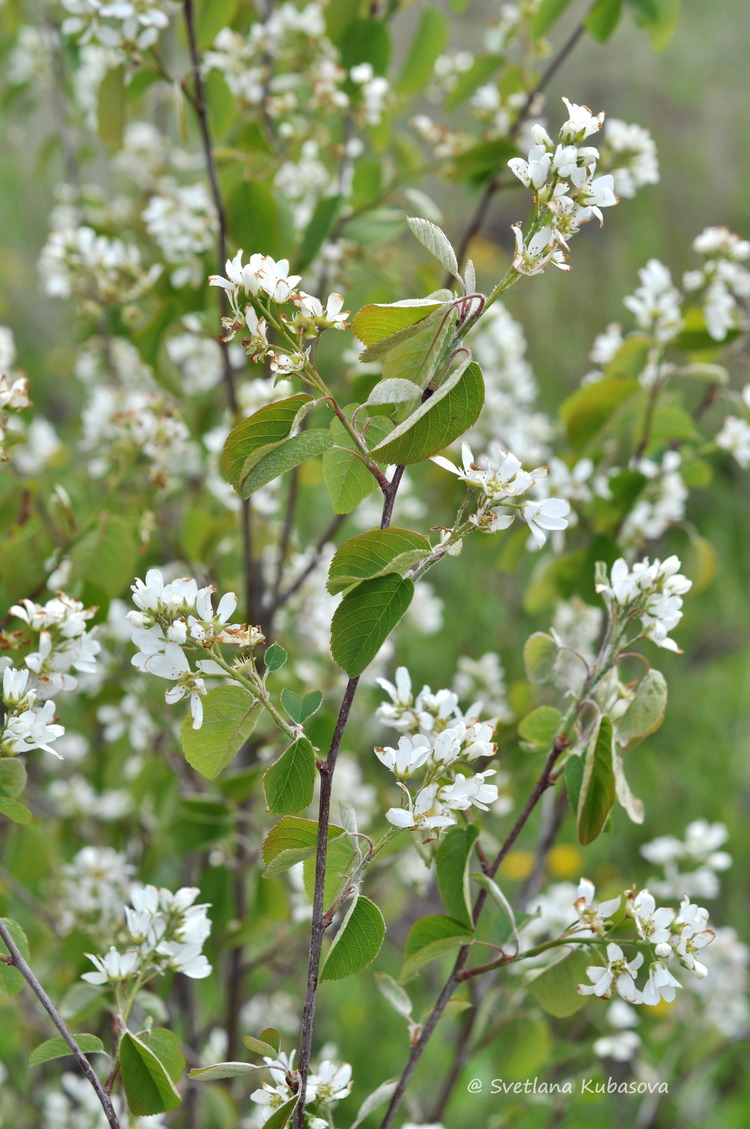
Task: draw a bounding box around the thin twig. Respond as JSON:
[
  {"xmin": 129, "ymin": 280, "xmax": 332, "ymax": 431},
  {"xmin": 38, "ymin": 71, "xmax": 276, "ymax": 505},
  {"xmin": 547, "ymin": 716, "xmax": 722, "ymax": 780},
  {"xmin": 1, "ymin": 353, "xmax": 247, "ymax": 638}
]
[
  {"xmin": 270, "ymin": 513, "xmax": 348, "ymax": 613},
  {"xmin": 0, "ymin": 920, "xmax": 121, "ymax": 1129}
]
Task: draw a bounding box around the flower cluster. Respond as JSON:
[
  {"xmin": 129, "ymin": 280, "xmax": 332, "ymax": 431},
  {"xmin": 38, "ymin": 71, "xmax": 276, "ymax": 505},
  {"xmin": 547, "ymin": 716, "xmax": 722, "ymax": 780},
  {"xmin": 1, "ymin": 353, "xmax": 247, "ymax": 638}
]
[
  {"xmin": 683, "ymin": 226, "xmax": 750, "ymax": 341},
  {"xmin": 61, "ymin": 0, "xmax": 173, "ymax": 52},
  {"xmin": 0, "ymin": 664, "xmax": 65, "ymax": 758},
  {"xmin": 508, "ymin": 97, "xmax": 618, "ymax": 276},
  {"xmin": 80, "ymin": 385, "xmax": 195, "ymax": 486},
  {"xmin": 578, "ymin": 884, "xmax": 715, "ymax": 1006},
  {"xmin": 209, "ymin": 249, "xmax": 348, "ymax": 370},
  {"xmin": 128, "ymin": 568, "xmax": 263, "ymax": 727},
  {"xmin": 0, "ymin": 326, "xmax": 32, "ymax": 460},
  {"xmin": 595, "ymin": 555, "xmax": 691, "ymax": 652},
  {"xmin": 623, "ymin": 258, "xmax": 683, "ymax": 344},
  {"xmin": 142, "ymin": 181, "xmax": 218, "ymax": 288},
  {"xmin": 598, "ymin": 117, "xmax": 659, "ymax": 199},
  {"xmin": 9, "ymin": 594, "xmax": 101, "ymax": 699},
  {"xmin": 375, "ymin": 666, "xmax": 506, "ymax": 834},
  {"xmin": 432, "ymin": 441, "xmax": 570, "ymax": 547},
  {"xmin": 641, "ymin": 820, "xmax": 732, "ymax": 899},
  {"xmin": 83, "ymin": 884, "xmax": 212, "ymax": 986},
  {"xmin": 250, "ymin": 1048, "xmax": 352, "ymax": 1127},
  {"xmin": 39, "ymin": 224, "xmax": 161, "ymax": 315}
]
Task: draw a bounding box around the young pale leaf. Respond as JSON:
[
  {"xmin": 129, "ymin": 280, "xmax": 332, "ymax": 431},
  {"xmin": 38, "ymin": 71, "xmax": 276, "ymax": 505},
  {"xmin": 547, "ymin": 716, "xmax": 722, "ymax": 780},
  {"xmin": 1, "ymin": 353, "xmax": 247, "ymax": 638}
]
[
  {"xmin": 400, "ymin": 915, "xmax": 473, "ymax": 983},
  {"xmin": 0, "ymin": 918, "xmax": 30, "ymax": 996},
  {"xmin": 470, "ymin": 873, "xmax": 520, "ymax": 950},
  {"xmin": 350, "ymin": 1080, "xmax": 399, "ymax": 1129},
  {"xmin": 396, "ymin": 6, "xmax": 449, "ymax": 95},
  {"xmin": 612, "ymin": 748, "xmax": 645, "ymax": 824},
  {"xmin": 327, "ymin": 528, "xmax": 430, "ymax": 595},
  {"xmin": 527, "ymin": 948, "xmax": 599, "ymax": 1018},
  {"xmin": 119, "ymin": 1031, "xmax": 182, "ymax": 1116},
  {"xmin": 577, "ymin": 716, "xmax": 617, "ymax": 845},
  {"xmin": 242, "ymin": 1034, "xmax": 279, "ymax": 1058},
  {"xmin": 351, "ymin": 298, "xmax": 445, "ymax": 347},
  {"xmin": 518, "ymin": 706, "xmax": 562, "ymax": 750},
  {"xmin": 374, "ymin": 972, "xmax": 413, "ymax": 1019},
  {"xmin": 180, "ymin": 687, "xmax": 261, "ymax": 781},
  {"xmin": 223, "ymin": 395, "xmax": 313, "ymax": 485},
  {"xmin": 615, "ymin": 669, "xmax": 667, "ymax": 751},
  {"xmin": 463, "ymin": 257, "xmax": 476, "ymax": 294},
  {"xmin": 370, "ymin": 361, "xmax": 484, "ymax": 466},
  {"xmin": 435, "ymin": 824, "xmax": 479, "ymax": 926},
  {"xmin": 280, "ymin": 688, "xmax": 324, "ymax": 725},
  {"xmin": 29, "ymin": 1034, "xmax": 105, "ymax": 1068},
  {"xmin": 189, "ymin": 1061, "xmax": 266, "ymax": 1081},
  {"xmin": 264, "ymin": 642, "xmax": 287, "ymax": 672},
  {"xmin": 319, "ymin": 896, "xmax": 386, "ymax": 982},
  {"xmin": 237, "ymin": 429, "xmax": 333, "ymax": 499},
  {"xmin": 365, "ymin": 378, "xmax": 422, "ymax": 406},
  {"xmin": 330, "ymin": 574, "xmax": 414, "ymax": 677},
  {"xmin": 523, "ymin": 632, "xmax": 559, "ymax": 685},
  {"xmin": 406, "ymin": 217, "xmax": 459, "ymax": 279},
  {"xmin": 263, "ymin": 738, "xmax": 317, "ymax": 815}
]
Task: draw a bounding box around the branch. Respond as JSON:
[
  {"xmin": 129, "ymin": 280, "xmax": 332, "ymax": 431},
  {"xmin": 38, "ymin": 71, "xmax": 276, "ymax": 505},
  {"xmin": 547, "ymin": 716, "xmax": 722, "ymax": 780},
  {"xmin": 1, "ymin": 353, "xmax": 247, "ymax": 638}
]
[{"xmin": 0, "ymin": 920, "xmax": 121, "ymax": 1129}]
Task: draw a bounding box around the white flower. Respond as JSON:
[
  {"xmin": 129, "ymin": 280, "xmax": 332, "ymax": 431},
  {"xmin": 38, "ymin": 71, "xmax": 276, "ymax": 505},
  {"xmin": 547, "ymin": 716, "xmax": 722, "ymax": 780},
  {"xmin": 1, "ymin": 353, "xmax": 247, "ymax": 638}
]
[
  {"xmin": 522, "ymin": 497, "xmax": 570, "ymax": 548},
  {"xmin": 716, "ymin": 415, "xmax": 750, "ymax": 468},
  {"xmin": 374, "ymin": 734, "xmax": 432, "ymax": 777},
  {"xmin": 578, "ymin": 943, "xmax": 643, "ymax": 1003},
  {"xmin": 559, "ymin": 97, "xmax": 605, "ymax": 141},
  {"xmin": 385, "ymin": 783, "xmax": 455, "ymax": 831},
  {"xmin": 641, "ymin": 960, "xmax": 682, "ymax": 1006},
  {"xmin": 511, "ymin": 225, "xmax": 569, "ymax": 276},
  {"xmin": 82, "ymin": 946, "xmax": 140, "ymax": 985},
  {"xmin": 306, "ymin": 1060, "xmax": 353, "ymax": 1104},
  {"xmin": 627, "ymin": 889, "xmax": 675, "ymax": 945},
  {"xmin": 623, "ymin": 259, "xmax": 683, "ymax": 343},
  {"xmin": 573, "ymin": 878, "xmax": 621, "ymax": 935},
  {"xmin": 439, "ymin": 770, "xmax": 498, "ymax": 811}
]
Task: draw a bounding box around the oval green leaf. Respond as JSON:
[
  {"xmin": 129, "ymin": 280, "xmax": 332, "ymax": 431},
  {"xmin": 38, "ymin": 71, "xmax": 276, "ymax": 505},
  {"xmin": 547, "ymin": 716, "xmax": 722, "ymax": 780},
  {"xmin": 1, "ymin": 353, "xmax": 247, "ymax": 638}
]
[
  {"xmin": 327, "ymin": 528, "xmax": 430, "ymax": 595},
  {"xmin": 223, "ymin": 395, "xmax": 312, "ymax": 486},
  {"xmin": 435, "ymin": 825, "xmax": 479, "ymax": 926},
  {"xmin": 119, "ymin": 1031, "xmax": 182, "ymax": 1116},
  {"xmin": 577, "ymin": 715, "xmax": 616, "ymax": 845},
  {"xmin": 263, "ymin": 738, "xmax": 317, "ymax": 815},
  {"xmin": 319, "ymin": 895, "xmax": 386, "ymax": 982},
  {"xmin": 180, "ymin": 686, "xmax": 262, "ymax": 781},
  {"xmin": 330, "ymin": 574, "xmax": 414, "ymax": 676},
  {"xmin": 238, "ymin": 429, "xmax": 333, "ymax": 499}
]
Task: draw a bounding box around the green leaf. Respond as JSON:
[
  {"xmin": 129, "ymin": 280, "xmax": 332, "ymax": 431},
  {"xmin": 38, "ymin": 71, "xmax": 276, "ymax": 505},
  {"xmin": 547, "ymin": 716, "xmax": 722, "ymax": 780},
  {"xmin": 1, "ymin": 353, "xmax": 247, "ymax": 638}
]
[
  {"xmin": 350, "ymin": 1080, "xmax": 399, "ymax": 1129},
  {"xmin": 374, "ymin": 972, "xmax": 413, "ymax": 1019},
  {"xmin": 585, "ymin": 0, "xmax": 624, "ymax": 40},
  {"xmin": 243, "ymin": 1032, "xmax": 279, "ymax": 1058},
  {"xmin": 119, "ymin": 1031, "xmax": 182, "ymax": 1116},
  {"xmin": 527, "ymin": 948, "xmax": 598, "ymax": 1017},
  {"xmin": 29, "ymin": 1033, "xmax": 105, "ymax": 1067},
  {"xmin": 322, "ymin": 415, "xmax": 392, "ymax": 515},
  {"xmin": 471, "ymin": 873, "xmax": 519, "ymax": 949},
  {"xmin": 180, "ymin": 687, "xmax": 261, "ymax": 781},
  {"xmin": 70, "ymin": 515, "xmax": 138, "ymax": 598},
  {"xmin": 435, "ymin": 825, "xmax": 479, "ymax": 926},
  {"xmin": 204, "ymin": 70, "xmax": 235, "ymax": 141},
  {"xmin": 396, "ymin": 7, "xmax": 449, "ymax": 96},
  {"xmin": 523, "ymin": 632, "xmax": 559, "ymax": 685},
  {"xmin": 370, "ymin": 360, "xmax": 484, "ymax": 466},
  {"xmin": 196, "ymin": 0, "xmax": 238, "ymax": 47},
  {"xmin": 560, "ymin": 378, "xmax": 640, "ymax": 451},
  {"xmin": 493, "ymin": 1016, "xmax": 551, "ymax": 1080},
  {"xmin": 615, "ymin": 669, "xmax": 667, "ymax": 751},
  {"xmin": 518, "ymin": 707, "xmax": 562, "ymax": 749},
  {"xmin": 262, "ymin": 1097, "xmax": 298, "ymax": 1129},
  {"xmin": 351, "ymin": 299, "xmax": 445, "ymax": 347},
  {"xmin": 0, "ymin": 918, "xmax": 30, "ymax": 996},
  {"xmin": 577, "ymin": 716, "xmax": 616, "ymax": 845},
  {"xmin": 280, "ymin": 688, "xmax": 324, "ymax": 725},
  {"xmin": 452, "ymin": 137, "xmax": 517, "ymax": 181},
  {"xmin": 238, "ymin": 429, "xmax": 333, "ymax": 499},
  {"xmin": 262, "ymin": 817, "xmax": 345, "ymax": 875},
  {"xmin": 263, "ymin": 738, "xmax": 317, "ymax": 815},
  {"xmin": 264, "ymin": 642, "xmax": 287, "ymax": 672},
  {"xmin": 97, "ymin": 65, "xmax": 126, "ymax": 150},
  {"xmin": 302, "ymin": 834, "xmax": 356, "ymax": 905},
  {"xmin": 532, "ymin": 0, "xmax": 576, "ymax": 35},
  {"xmin": 223, "ymin": 395, "xmax": 313, "ymax": 485},
  {"xmin": 226, "ymin": 179, "xmax": 286, "ymax": 259},
  {"xmin": 627, "ymin": 0, "xmax": 680, "ymax": 49},
  {"xmin": 327, "ymin": 528, "xmax": 430, "ymax": 595},
  {"xmin": 444, "ymin": 55, "xmax": 506, "ymax": 112},
  {"xmin": 189, "ymin": 1061, "xmax": 266, "ymax": 1081},
  {"xmin": 330, "ymin": 574, "xmax": 414, "ymax": 677},
  {"xmin": 0, "ymin": 759, "xmax": 27, "ymax": 799},
  {"xmin": 139, "ymin": 1028, "xmax": 185, "ymax": 1085},
  {"xmin": 400, "ymin": 915, "xmax": 473, "ymax": 983},
  {"xmin": 0, "ymin": 797, "xmax": 32, "ymax": 823},
  {"xmin": 319, "ymin": 895, "xmax": 386, "ymax": 981},
  {"xmin": 339, "ymin": 18, "xmax": 391, "ymax": 74},
  {"xmin": 297, "ymin": 195, "xmax": 343, "ymax": 271},
  {"xmin": 258, "ymin": 1028, "xmax": 280, "ymax": 1054},
  {"xmin": 406, "ymin": 217, "xmax": 459, "ymax": 279},
  {"xmin": 357, "ymin": 297, "xmax": 452, "ymax": 364}
]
